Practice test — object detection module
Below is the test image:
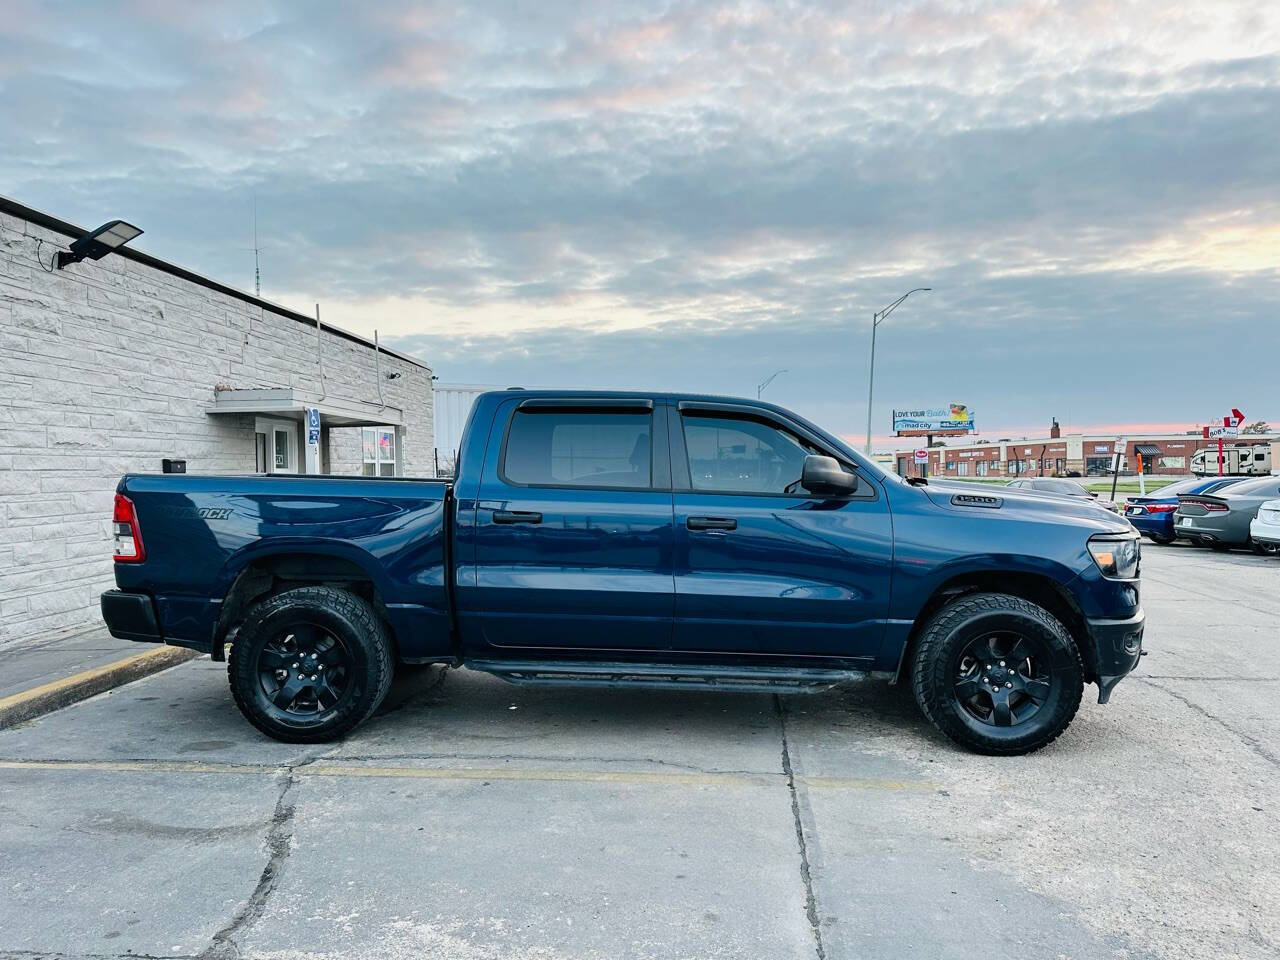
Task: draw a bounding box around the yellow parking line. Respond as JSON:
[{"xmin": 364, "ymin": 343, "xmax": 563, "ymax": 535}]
[
  {"xmin": 804, "ymin": 776, "xmax": 938, "ymax": 792},
  {"xmin": 0, "ymin": 758, "xmax": 938, "ymax": 792}
]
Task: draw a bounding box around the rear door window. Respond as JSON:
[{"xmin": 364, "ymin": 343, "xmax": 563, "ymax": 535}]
[{"xmin": 503, "ymin": 410, "xmax": 652, "ymax": 489}]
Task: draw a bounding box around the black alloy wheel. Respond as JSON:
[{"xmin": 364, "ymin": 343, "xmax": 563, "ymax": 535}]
[
  {"xmin": 952, "ymin": 631, "xmax": 1052, "ymax": 728},
  {"xmin": 257, "ymin": 623, "xmax": 352, "ymax": 718}
]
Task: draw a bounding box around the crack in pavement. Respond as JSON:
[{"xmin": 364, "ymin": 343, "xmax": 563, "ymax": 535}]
[
  {"xmin": 773, "ymin": 695, "xmax": 826, "ymax": 960},
  {"xmin": 197, "ymin": 773, "xmax": 298, "ymax": 960},
  {"xmin": 1136, "ymin": 677, "xmax": 1280, "ymax": 769}
]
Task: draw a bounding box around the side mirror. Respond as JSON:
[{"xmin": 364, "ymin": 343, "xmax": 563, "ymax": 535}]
[{"xmin": 800, "ymin": 455, "xmax": 857, "ymax": 496}]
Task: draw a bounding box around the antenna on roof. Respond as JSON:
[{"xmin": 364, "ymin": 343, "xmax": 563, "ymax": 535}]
[{"xmin": 252, "ymin": 196, "xmax": 261, "ymax": 297}]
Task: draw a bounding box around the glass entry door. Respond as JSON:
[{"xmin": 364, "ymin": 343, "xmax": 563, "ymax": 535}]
[{"xmin": 255, "ymin": 417, "xmax": 298, "ymax": 473}]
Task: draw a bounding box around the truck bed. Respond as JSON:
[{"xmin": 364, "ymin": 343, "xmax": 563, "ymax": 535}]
[{"xmin": 111, "ymin": 473, "xmax": 452, "ymax": 660}]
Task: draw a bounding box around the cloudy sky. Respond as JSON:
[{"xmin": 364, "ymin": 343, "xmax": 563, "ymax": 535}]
[{"xmin": 3, "ymin": 0, "xmax": 1278, "ymax": 446}]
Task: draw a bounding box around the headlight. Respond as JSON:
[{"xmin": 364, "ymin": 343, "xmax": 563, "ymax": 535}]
[{"xmin": 1088, "ymin": 534, "xmax": 1141, "ymax": 579}]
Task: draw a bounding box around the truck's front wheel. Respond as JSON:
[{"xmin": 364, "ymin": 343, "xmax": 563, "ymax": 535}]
[
  {"xmin": 228, "ymin": 586, "xmax": 394, "ymax": 743},
  {"xmin": 911, "ymin": 593, "xmax": 1084, "ymax": 755}
]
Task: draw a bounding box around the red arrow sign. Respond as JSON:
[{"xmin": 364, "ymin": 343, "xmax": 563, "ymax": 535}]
[{"xmin": 1231, "ymin": 408, "xmax": 1245, "ymax": 426}]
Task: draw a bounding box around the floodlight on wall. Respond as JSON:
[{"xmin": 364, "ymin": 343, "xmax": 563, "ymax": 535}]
[{"xmin": 56, "ymin": 220, "xmax": 144, "ymax": 269}]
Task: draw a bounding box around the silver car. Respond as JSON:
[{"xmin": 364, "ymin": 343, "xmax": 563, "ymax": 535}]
[
  {"xmin": 1005, "ymin": 477, "xmax": 1119, "ymax": 513},
  {"xmin": 1249, "ymin": 499, "xmax": 1280, "ymax": 555},
  {"xmin": 1174, "ymin": 475, "xmax": 1280, "ymax": 552}
]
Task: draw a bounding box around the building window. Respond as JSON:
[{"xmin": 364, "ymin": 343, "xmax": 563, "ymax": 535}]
[
  {"xmin": 362, "ymin": 427, "xmax": 397, "ymax": 477},
  {"xmin": 1085, "ymin": 456, "xmax": 1112, "ymax": 475},
  {"xmin": 1160, "ymin": 456, "xmax": 1185, "ymax": 469},
  {"xmin": 957, "ymin": 462, "xmax": 968, "ymax": 477},
  {"xmin": 976, "ymin": 460, "xmax": 988, "ymax": 477}
]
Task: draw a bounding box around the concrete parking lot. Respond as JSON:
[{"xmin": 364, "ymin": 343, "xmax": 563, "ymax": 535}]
[{"xmin": 0, "ymin": 543, "xmax": 1276, "ymax": 960}]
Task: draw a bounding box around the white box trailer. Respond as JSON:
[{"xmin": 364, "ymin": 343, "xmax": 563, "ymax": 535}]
[{"xmin": 1191, "ymin": 443, "xmax": 1272, "ymax": 476}]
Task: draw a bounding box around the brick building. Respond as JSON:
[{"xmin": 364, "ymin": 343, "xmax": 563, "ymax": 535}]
[
  {"xmin": 891, "ymin": 420, "xmax": 1275, "ymax": 479},
  {"xmin": 0, "ymin": 196, "xmax": 435, "ymax": 644}
]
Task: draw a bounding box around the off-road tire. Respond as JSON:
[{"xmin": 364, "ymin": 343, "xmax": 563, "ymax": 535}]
[
  {"xmin": 228, "ymin": 586, "xmax": 394, "ymax": 743},
  {"xmin": 911, "ymin": 592, "xmax": 1084, "ymax": 755}
]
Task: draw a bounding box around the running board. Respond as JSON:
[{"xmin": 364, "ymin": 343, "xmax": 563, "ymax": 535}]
[{"xmin": 466, "ymin": 659, "xmax": 870, "ymax": 694}]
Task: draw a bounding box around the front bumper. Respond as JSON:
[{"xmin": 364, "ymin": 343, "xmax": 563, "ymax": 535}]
[
  {"xmin": 100, "ymin": 590, "xmax": 163, "ymax": 643},
  {"xmin": 1087, "ymin": 608, "xmax": 1145, "ymax": 704}
]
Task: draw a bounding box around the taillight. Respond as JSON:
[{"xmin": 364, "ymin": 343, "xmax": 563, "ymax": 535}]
[
  {"xmin": 112, "ymin": 493, "xmax": 145, "ymax": 563},
  {"xmin": 1203, "ymin": 502, "xmax": 1229, "ymax": 513},
  {"xmin": 1145, "ymin": 504, "xmax": 1177, "ymax": 513}
]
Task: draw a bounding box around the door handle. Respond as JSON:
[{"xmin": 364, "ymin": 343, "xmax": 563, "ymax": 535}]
[
  {"xmin": 492, "ymin": 510, "xmax": 543, "ymax": 525},
  {"xmin": 687, "ymin": 516, "xmax": 737, "ymax": 531}
]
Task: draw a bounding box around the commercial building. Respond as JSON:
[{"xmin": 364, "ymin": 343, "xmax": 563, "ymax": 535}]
[
  {"xmin": 0, "ymin": 196, "xmax": 435, "ymax": 645},
  {"xmin": 891, "ymin": 420, "xmax": 1276, "ymax": 479}
]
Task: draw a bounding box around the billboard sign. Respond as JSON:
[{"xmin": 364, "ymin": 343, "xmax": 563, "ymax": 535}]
[{"xmin": 893, "ymin": 403, "xmax": 975, "ymax": 437}]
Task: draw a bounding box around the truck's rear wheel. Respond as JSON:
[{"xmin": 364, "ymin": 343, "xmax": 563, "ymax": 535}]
[
  {"xmin": 911, "ymin": 593, "xmax": 1084, "ymax": 755},
  {"xmin": 228, "ymin": 586, "xmax": 394, "ymax": 743}
]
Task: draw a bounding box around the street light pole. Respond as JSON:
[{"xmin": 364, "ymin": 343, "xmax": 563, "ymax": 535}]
[
  {"xmin": 757, "ymin": 369, "xmax": 787, "ymax": 399},
  {"xmin": 864, "ymin": 287, "xmax": 931, "ymax": 455}
]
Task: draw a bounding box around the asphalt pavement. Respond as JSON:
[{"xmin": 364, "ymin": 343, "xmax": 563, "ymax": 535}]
[{"xmin": 0, "ymin": 542, "xmax": 1276, "ymax": 960}]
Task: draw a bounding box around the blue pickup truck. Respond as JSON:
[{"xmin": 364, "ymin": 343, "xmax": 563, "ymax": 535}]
[{"xmin": 101, "ymin": 391, "xmax": 1144, "ymax": 754}]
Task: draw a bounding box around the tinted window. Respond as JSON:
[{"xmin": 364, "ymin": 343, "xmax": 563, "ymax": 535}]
[
  {"xmin": 1157, "ymin": 477, "xmax": 1214, "ymax": 497},
  {"xmin": 1033, "ymin": 479, "xmax": 1087, "ymax": 495},
  {"xmin": 1202, "ymin": 478, "xmax": 1245, "ymax": 494},
  {"xmin": 503, "ymin": 410, "xmax": 652, "ymax": 488},
  {"xmin": 683, "ymin": 415, "xmax": 817, "ymax": 494},
  {"xmin": 1225, "ymin": 476, "xmax": 1280, "ymax": 497}
]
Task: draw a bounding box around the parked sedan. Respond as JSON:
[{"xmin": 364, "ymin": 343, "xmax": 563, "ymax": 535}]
[
  {"xmin": 1125, "ymin": 476, "xmax": 1249, "ymax": 544},
  {"xmin": 1006, "ymin": 477, "xmax": 1119, "ymax": 512},
  {"xmin": 1174, "ymin": 475, "xmax": 1280, "ymax": 552},
  {"xmin": 1249, "ymin": 499, "xmax": 1280, "ymax": 555}
]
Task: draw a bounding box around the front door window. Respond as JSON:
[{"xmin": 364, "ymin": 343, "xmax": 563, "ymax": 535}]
[{"xmin": 681, "ymin": 415, "xmax": 814, "ymax": 494}]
